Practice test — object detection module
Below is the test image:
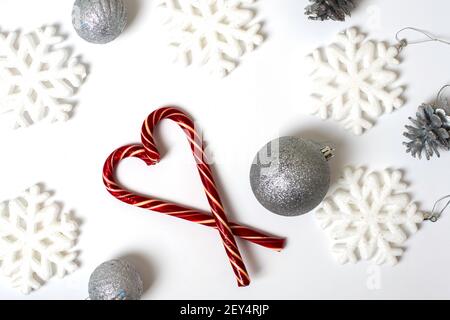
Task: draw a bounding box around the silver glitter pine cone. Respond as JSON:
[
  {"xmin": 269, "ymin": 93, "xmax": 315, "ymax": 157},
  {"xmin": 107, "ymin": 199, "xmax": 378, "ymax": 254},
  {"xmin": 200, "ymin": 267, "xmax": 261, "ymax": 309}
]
[
  {"xmin": 403, "ymin": 103, "xmax": 450, "ymax": 160},
  {"xmin": 250, "ymin": 137, "xmax": 333, "ymax": 217},
  {"xmin": 403, "ymin": 104, "xmax": 450, "ymax": 160},
  {"xmin": 72, "ymin": 0, "xmax": 128, "ymax": 44},
  {"xmin": 88, "ymin": 259, "xmax": 143, "ymax": 300},
  {"xmin": 305, "ymin": 0, "xmax": 355, "ymax": 21}
]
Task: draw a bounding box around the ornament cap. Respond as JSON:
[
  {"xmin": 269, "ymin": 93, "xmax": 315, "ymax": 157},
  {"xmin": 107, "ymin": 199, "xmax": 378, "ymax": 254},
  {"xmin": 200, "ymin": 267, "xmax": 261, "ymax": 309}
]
[
  {"xmin": 424, "ymin": 212, "xmax": 439, "ymax": 222},
  {"xmin": 396, "ymin": 39, "xmax": 408, "ymax": 53},
  {"xmin": 321, "ymin": 146, "xmax": 334, "ymax": 161}
]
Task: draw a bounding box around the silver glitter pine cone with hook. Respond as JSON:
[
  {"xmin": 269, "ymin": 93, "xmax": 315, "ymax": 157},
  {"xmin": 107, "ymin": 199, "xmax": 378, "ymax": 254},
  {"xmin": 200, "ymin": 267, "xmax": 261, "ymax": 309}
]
[{"xmin": 403, "ymin": 85, "xmax": 450, "ymax": 160}]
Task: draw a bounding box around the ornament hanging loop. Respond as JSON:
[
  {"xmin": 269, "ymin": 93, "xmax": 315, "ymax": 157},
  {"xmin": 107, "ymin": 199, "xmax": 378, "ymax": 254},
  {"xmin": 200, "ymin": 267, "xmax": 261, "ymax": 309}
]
[
  {"xmin": 424, "ymin": 195, "xmax": 450, "ymax": 222},
  {"xmin": 436, "ymin": 84, "xmax": 450, "ymax": 106},
  {"xmin": 395, "ymin": 27, "xmax": 450, "ymax": 53}
]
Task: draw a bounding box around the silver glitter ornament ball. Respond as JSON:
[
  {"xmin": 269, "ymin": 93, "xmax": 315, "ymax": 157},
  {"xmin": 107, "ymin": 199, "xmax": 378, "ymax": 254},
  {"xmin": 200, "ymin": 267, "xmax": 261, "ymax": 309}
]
[
  {"xmin": 250, "ymin": 137, "xmax": 333, "ymax": 217},
  {"xmin": 88, "ymin": 259, "xmax": 144, "ymax": 300},
  {"xmin": 72, "ymin": 0, "xmax": 128, "ymax": 44}
]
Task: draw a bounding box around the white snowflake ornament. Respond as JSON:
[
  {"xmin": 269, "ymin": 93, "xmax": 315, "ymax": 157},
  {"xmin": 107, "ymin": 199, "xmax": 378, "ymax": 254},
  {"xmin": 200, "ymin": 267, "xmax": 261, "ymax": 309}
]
[
  {"xmin": 316, "ymin": 167, "xmax": 423, "ymax": 266},
  {"xmin": 154, "ymin": 0, "xmax": 263, "ymax": 77},
  {"xmin": 306, "ymin": 28, "xmax": 404, "ymax": 135},
  {"xmin": 0, "ymin": 25, "xmax": 87, "ymax": 129},
  {"xmin": 0, "ymin": 185, "xmax": 79, "ymax": 294}
]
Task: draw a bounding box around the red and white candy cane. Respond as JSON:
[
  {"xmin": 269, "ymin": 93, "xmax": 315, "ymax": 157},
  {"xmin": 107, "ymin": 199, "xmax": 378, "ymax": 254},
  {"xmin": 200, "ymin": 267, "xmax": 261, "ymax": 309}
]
[{"xmin": 103, "ymin": 107, "xmax": 286, "ymax": 287}]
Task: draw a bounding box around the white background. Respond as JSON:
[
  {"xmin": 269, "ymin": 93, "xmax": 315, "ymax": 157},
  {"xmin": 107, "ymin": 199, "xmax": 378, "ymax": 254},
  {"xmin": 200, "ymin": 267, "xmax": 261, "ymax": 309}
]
[{"xmin": 0, "ymin": 0, "xmax": 450, "ymax": 300}]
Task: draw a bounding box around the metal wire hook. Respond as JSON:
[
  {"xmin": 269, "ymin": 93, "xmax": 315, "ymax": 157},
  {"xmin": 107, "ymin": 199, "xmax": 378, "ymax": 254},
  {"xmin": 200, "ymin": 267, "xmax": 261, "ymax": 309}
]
[
  {"xmin": 424, "ymin": 195, "xmax": 450, "ymax": 222},
  {"xmin": 436, "ymin": 85, "xmax": 450, "ymax": 105},
  {"xmin": 395, "ymin": 27, "xmax": 450, "ymax": 52}
]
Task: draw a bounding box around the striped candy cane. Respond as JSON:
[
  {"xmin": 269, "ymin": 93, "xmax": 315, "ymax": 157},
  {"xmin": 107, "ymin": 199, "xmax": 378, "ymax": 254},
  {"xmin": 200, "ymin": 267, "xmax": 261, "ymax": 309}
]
[{"xmin": 102, "ymin": 107, "xmax": 285, "ymax": 287}]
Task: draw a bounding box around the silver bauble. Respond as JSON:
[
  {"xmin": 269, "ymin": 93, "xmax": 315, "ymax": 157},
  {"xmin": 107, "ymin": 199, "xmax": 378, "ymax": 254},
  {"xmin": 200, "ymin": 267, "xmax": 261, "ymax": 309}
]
[
  {"xmin": 249, "ymin": 136, "xmax": 333, "ymax": 217},
  {"xmin": 88, "ymin": 259, "xmax": 143, "ymax": 300},
  {"xmin": 72, "ymin": 0, "xmax": 128, "ymax": 44}
]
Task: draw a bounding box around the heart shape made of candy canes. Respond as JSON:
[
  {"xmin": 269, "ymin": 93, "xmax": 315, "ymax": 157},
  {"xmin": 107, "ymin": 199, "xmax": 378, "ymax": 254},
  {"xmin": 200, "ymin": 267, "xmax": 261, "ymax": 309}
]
[{"xmin": 102, "ymin": 107, "xmax": 285, "ymax": 287}]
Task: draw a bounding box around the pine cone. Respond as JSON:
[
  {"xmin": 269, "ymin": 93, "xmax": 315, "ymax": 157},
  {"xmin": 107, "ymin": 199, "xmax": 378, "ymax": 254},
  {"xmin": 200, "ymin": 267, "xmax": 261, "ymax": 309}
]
[
  {"xmin": 305, "ymin": 0, "xmax": 355, "ymax": 21},
  {"xmin": 403, "ymin": 104, "xmax": 450, "ymax": 160}
]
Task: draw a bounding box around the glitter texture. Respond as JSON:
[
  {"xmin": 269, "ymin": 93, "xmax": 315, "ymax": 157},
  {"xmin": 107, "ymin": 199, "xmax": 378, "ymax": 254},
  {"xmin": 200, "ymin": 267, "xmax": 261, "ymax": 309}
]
[
  {"xmin": 88, "ymin": 259, "xmax": 143, "ymax": 300},
  {"xmin": 72, "ymin": 0, "xmax": 127, "ymax": 44},
  {"xmin": 250, "ymin": 137, "xmax": 331, "ymax": 217}
]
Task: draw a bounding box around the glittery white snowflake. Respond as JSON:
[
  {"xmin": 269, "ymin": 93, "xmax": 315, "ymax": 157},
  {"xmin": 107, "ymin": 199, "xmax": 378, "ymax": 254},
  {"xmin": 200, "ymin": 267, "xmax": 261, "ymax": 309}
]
[
  {"xmin": 306, "ymin": 28, "xmax": 404, "ymax": 135},
  {"xmin": 154, "ymin": 0, "xmax": 263, "ymax": 77},
  {"xmin": 0, "ymin": 25, "xmax": 87, "ymax": 129},
  {"xmin": 0, "ymin": 185, "xmax": 79, "ymax": 294},
  {"xmin": 315, "ymin": 167, "xmax": 423, "ymax": 266}
]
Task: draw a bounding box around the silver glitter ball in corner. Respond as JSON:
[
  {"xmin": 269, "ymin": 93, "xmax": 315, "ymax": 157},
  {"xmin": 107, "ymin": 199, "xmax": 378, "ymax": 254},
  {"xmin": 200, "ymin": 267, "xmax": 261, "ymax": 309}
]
[
  {"xmin": 88, "ymin": 259, "xmax": 144, "ymax": 300},
  {"xmin": 72, "ymin": 0, "xmax": 128, "ymax": 44},
  {"xmin": 249, "ymin": 136, "xmax": 333, "ymax": 217}
]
